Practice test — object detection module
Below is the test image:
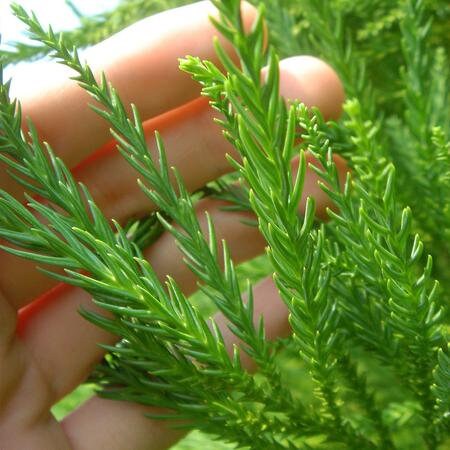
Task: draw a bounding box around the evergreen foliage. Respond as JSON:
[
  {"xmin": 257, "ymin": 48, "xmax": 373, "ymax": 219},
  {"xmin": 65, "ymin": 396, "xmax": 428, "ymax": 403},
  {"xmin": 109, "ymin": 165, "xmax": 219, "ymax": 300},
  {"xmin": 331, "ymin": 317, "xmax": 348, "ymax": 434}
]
[{"xmin": 0, "ymin": 0, "xmax": 448, "ymax": 449}]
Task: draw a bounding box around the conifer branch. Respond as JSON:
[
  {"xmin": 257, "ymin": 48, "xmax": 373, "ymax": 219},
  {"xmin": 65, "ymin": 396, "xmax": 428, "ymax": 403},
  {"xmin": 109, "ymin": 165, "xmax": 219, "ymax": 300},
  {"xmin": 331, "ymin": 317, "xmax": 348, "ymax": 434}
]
[
  {"xmin": 182, "ymin": 1, "xmax": 380, "ymax": 447},
  {"xmin": 0, "ymin": 3, "xmax": 325, "ymax": 447},
  {"xmin": 0, "ymin": 1, "xmax": 448, "ymax": 448},
  {"xmin": 298, "ymin": 99, "xmax": 447, "ymax": 448},
  {"xmin": 9, "ymin": 2, "xmax": 272, "ymax": 373},
  {"xmin": 398, "ymin": 0, "xmax": 450, "ymax": 273},
  {"xmin": 0, "ymin": 44, "xmax": 315, "ymax": 450}
]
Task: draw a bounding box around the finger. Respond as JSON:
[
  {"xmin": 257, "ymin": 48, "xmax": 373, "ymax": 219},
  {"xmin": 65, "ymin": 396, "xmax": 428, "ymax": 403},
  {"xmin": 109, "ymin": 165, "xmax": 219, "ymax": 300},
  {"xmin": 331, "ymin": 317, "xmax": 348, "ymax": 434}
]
[
  {"xmin": 73, "ymin": 97, "xmax": 226, "ymax": 222},
  {"xmin": 0, "ymin": 97, "xmax": 228, "ymax": 309},
  {"xmin": 263, "ymin": 55, "xmax": 345, "ymax": 120},
  {"xmin": 17, "ymin": 198, "xmax": 265, "ymax": 403},
  {"xmin": 0, "ymin": 302, "xmax": 67, "ymax": 449},
  {"xmin": 60, "ymin": 274, "xmax": 287, "ymax": 450},
  {"xmin": 3, "ymin": 198, "xmax": 265, "ymax": 449},
  {"xmin": 14, "ymin": 155, "xmax": 343, "ymax": 444},
  {"xmin": 0, "ymin": 55, "xmax": 345, "ymax": 309},
  {"xmin": 2, "ymin": 275, "xmax": 285, "ymax": 450},
  {"xmin": 3, "ymin": 1, "xmax": 259, "ymax": 199},
  {"xmin": 0, "ymin": 97, "xmax": 223, "ymax": 309},
  {"xmin": 3, "ymin": 199, "xmax": 264, "ymax": 446},
  {"xmin": 63, "ymin": 399, "xmax": 185, "ymax": 450},
  {"xmin": 18, "ymin": 155, "xmax": 349, "ymax": 406},
  {"xmin": 0, "ymin": 289, "xmax": 21, "ymax": 408},
  {"xmin": 215, "ymin": 276, "xmax": 289, "ymax": 371},
  {"xmin": 74, "ymin": 55, "xmax": 344, "ymax": 221}
]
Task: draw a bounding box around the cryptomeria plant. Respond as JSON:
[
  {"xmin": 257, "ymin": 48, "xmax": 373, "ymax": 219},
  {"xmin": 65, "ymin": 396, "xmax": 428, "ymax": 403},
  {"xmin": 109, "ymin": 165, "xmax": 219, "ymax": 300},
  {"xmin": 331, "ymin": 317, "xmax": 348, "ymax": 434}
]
[{"xmin": 0, "ymin": 1, "xmax": 449, "ymax": 449}]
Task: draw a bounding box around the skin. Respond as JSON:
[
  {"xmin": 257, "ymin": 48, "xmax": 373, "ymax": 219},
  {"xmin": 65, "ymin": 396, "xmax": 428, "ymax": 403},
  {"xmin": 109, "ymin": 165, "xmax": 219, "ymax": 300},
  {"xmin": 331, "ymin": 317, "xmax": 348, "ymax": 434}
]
[{"xmin": 0, "ymin": 2, "xmax": 346, "ymax": 449}]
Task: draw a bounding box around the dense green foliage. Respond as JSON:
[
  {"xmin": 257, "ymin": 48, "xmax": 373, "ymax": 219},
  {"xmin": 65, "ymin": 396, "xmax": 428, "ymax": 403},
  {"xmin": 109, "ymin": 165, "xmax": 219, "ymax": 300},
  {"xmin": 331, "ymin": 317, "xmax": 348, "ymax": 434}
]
[{"xmin": 0, "ymin": 0, "xmax": 449, "ymax": 449}]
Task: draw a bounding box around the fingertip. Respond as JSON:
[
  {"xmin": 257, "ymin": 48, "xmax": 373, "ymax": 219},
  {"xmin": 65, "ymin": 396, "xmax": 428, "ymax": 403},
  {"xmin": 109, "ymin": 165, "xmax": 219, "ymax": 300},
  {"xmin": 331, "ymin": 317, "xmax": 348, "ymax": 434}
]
[{"xmin": 265, "ymin": 55, "xmax": 345, "ymax": 121}]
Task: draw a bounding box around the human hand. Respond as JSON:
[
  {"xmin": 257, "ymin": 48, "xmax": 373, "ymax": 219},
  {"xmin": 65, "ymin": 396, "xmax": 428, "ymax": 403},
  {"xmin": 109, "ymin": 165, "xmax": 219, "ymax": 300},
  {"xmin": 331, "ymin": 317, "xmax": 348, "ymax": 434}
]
[{"xmin": 0, "ymin": 2, "xmax": 345, "ymax": 449}]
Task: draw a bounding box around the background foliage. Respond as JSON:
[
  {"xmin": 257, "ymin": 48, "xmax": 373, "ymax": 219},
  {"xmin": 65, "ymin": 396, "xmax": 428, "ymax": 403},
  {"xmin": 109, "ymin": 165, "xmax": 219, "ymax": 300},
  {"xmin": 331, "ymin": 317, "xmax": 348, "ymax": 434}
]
[{"xmin": 1, "ymin": 0, "xmax": 449, "ymax": 449}]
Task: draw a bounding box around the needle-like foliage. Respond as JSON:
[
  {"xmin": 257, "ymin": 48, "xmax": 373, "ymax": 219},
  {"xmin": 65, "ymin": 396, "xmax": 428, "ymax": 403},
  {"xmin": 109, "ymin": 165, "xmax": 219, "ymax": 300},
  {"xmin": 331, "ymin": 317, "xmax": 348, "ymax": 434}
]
[{"xmin": 0, "ymin": 1, "xmax": 448, "ymax": 449}]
